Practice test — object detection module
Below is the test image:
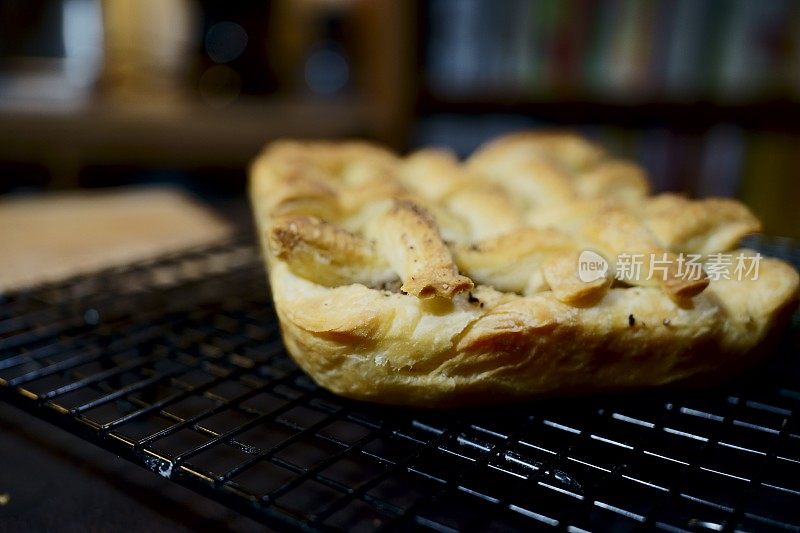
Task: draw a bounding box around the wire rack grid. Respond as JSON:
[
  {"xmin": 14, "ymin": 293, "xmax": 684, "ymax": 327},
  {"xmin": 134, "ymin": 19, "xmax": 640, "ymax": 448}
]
[{"xmin": 1, "ymin": 235, "xmax": 799, "ymax": 532}]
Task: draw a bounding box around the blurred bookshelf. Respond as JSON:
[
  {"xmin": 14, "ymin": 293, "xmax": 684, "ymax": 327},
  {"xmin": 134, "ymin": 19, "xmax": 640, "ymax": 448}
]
[
  {"xmin": 0, "ymin": 0, "xmax": 797, "ymax": 237},
  {"xmin": 422, "ymin": 0, "xmax": 800, "ymax": 106}
]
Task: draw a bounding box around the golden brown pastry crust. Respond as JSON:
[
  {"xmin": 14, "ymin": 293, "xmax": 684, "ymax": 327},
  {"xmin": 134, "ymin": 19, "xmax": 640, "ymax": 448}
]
[
  {"xmin": 250, "ymin": 133, "xmax": 799, "ymax": 407},
  {"xmin": 373, "ymin": 199, "xmax": 473, "ymax": 299}
]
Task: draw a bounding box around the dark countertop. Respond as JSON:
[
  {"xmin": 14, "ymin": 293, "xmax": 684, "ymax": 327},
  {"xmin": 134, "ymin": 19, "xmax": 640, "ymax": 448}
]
[{"xmin": 0, "ymin": 402, "xmax": 271, "ymax": 532}]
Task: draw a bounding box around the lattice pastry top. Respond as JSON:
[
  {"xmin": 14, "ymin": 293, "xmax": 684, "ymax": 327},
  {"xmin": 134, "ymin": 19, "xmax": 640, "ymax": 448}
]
[{"xmin": 250, "ymin": 132, "xmax": 798, "ymax": 406}]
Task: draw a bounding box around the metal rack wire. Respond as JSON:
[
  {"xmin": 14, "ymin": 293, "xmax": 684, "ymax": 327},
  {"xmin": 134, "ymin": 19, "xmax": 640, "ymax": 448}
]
[{"xmin": 1, "ymin": 235, "xmax": 799, "ymax": 532}]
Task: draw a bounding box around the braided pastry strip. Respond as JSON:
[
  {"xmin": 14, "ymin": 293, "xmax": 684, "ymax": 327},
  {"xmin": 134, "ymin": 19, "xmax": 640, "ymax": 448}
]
[{"xmin": 250, "ymin": 133, "xmax": 798, "ymax": 406}]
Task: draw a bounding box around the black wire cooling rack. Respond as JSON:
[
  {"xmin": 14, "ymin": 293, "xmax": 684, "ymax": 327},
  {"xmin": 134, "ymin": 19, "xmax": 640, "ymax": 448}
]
[{"xmin": 1, "ymin": 235, "xmax": 799, "ymax": 532}]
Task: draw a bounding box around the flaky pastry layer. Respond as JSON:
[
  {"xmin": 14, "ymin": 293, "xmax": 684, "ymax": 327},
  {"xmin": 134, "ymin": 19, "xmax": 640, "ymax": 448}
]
[{"xmin": 250, "ymin": 133, "xmax": 798, "ymax": 407}]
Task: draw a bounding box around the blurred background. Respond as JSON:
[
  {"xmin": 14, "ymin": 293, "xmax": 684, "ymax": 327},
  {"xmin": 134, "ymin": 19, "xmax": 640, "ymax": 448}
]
[{"xmin": 0, "ymin": 0, "xmax": 798, "ymax": 237}]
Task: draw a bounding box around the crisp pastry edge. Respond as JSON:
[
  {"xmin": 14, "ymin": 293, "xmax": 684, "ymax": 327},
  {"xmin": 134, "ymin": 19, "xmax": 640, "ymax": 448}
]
[{"xmin": 263, "ymin": 255, "xmax": 797, "ymax": 407}]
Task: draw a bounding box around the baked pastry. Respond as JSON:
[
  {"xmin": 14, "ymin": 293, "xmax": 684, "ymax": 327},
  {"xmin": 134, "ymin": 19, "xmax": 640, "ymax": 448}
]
[{"xmin": 249, "ymin": 132, "xmax": 799, "ymax": 407}]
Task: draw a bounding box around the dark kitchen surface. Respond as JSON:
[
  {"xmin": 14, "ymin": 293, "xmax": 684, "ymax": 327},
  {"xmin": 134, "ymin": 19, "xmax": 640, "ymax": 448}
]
[
  {"xmin": 0, "ymin": 401, "xmax": 267, "ymax": 533},
  {"xmin": 1, "ymin": 235, "xmax": 799, "ymax": 532}
]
